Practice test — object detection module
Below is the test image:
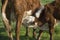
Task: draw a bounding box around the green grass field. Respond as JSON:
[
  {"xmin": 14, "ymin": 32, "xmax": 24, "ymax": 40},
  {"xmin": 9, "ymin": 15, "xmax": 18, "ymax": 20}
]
[{"xmin": 0, "ymin": 0, "xmax": 60, "ymax": 40}]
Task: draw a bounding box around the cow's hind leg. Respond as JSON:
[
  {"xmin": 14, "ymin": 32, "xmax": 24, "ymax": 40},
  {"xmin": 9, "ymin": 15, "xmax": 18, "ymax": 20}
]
[
  {"xmin": 3, "ymin": 17, "xmax": 13, "ymax": 40},
  {"xmin": 25, "ymin": 27, "xmax": 29, "ymax": 37},
  {"xmin": 2, "ymin": 10, "xmax": 13, "ymax": 40},
  {"xmin": 2, "ymin": 0, "xmax": 13, "ymax": 40}
]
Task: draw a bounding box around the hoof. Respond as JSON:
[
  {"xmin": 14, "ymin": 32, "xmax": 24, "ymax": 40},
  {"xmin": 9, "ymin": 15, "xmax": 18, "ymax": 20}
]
[
  {"xmin": 25, "ymin": 34, "xmax": 29, "ymax": 37},
  {"xmin": 37, "ymin": 38, "xmax": 41, "ymax": 40},
  {"xmin": 33, "ymin": 36, "xmax": 37, "ymax": 40}
]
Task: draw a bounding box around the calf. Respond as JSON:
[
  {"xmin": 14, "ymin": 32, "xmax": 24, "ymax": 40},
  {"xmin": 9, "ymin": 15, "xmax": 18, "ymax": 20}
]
[
  {"xmin": 34, "ymin": 0, "xmax": 60, "ymax": 40},
  {"xmin": 22, "ymin": 6, "xmax": 45, "ymax": 38},
  {"xmin": 1, "ymin": 0, "xmax": 41, "ymax": 40},
  {"xmin": 23, "ymin": 0, "xmax": 60, "ymax": 40},
  {"xmin": 22, "ymin": 4, "xmax": 56, "ymax": 40}
]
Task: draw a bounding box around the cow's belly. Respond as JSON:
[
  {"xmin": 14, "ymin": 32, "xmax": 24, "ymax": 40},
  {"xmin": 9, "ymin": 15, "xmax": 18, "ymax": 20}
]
[
  {"xmin": 40, "ymin": 23, "xmax": 49, "ymax": 30},
  {"xmin": 40, "ymin": 22, "xmax": 59, "ymax": 31}
]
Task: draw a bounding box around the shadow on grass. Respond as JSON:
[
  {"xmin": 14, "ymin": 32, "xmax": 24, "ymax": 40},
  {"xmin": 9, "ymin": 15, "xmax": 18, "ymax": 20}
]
[
  {"xmin": 13, "ymin": 35, "xmax": 36, "ymax": 40},
  {"xmin": 0, "ymin": 35, "xmax": 9, "ymax": 40},
  {"xmin": 0, "ymin": 28, "xmax": 35, "ymax": 40},
  {"xmin": 20, "ymin": 36, "xmax": 35, "ymax": 40},
  {"xmin": 0, "ymin": 35, "xmax": 35, "ymax": 40},
  {"xmin": 0, "ymin": 27, "xmax": 5, "ymax": 32},
  {"xmin": 0, "ymin": 28, "xmax": 8, "ymax": 40}
]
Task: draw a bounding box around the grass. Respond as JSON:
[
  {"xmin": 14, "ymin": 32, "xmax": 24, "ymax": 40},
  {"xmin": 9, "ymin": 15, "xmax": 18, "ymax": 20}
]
[
  {"xmin": 0, "ymin": 0, "xmax": 60, "ymax": 40},
  {"xmin": 40, "ymin": 0, "xmax": 54, "ymax": 5}
]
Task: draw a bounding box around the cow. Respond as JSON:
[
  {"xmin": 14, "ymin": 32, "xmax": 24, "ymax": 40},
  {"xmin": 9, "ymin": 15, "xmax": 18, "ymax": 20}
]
[
  {"xmin": 23, "ymin": 0, "xmax": 60, "ymax": 40},
  {"xmin": 1, "ymin": 0, "xmax": 41, "ymax": 40},
  {"xmin": 22, "ymin": 5, "xmax": 45, "ymax": 39},
  {"xmin": 34, "ymin": 0, "xmax": 60, "ymax": 40}
]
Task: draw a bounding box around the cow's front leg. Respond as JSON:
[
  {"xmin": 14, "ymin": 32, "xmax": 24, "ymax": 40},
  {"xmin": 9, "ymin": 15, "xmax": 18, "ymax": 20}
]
[
  {"xmin": 15, "ymin": 15, "xmax": 23, "ymax": 40},
  {"xmin": 49, "ymin": 25, "xmax": 54, "ymax": 40},
  {"xmin": 48, "ymin": 18, "xmax": 55, "ymax": 40},
  {"xmin": 33, "ymin": 28, "xmax": 36, "ymax": 39},
  {"xmin": 37, "ymin": 30, "xmax": 43, "ymax": 40},
  {"xmin": 25, "ymin": 27, "xmax": 29, "ymax": 37}
]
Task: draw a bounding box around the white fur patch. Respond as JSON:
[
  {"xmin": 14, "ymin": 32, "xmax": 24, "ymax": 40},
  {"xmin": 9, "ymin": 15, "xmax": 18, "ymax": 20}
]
[
  {"xmin": 26, "ymin": 16, "xmax": 35, "ymax": 23},
  {"xmin": 22, "ymin": 16, "xmax": 35, "ymax": 23},
  {"xmin": 26, "ymin": 10, "xmax": 32, "ymax": 15},
  {"xmin": 35, "ymin": 6, "xmax": 44, "ymax": 18},
  {"xmin": 24, "ymin": 10, "xmax": 32, "ymax": 16},
  {"xmin": 33, "ymin": 22, "xmax": 38, "ymax": 28},
  {"xmin": 35, "ymin": 10, "xmax": 41, "ymax": 18},
  {"xmin": 2, "ymin": 12, "xmax": 8, "ymax": 21},
  {"xmin": 22, "ymin": 16, "xmax": 35, "ymax": 27}
]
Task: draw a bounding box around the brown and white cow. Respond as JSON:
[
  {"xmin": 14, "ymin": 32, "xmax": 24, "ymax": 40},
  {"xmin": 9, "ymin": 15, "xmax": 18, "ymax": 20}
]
[
  {"xmin": 34, "ymin": 0, "xmax": 60, "ymax": 40},
  {"xmin": 23, "ymin": 0, "xmax": 60, "ymax": 40},
  {"xmin": 1, "ymin": 0, "xmax": 41, "ymax": 40},
  {"xmin": 22, "ymin": 5, "xmax": 45, "ymax": 39}
]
